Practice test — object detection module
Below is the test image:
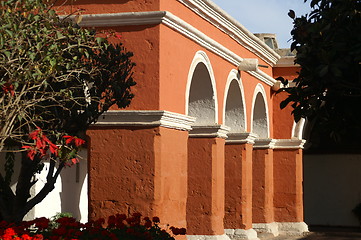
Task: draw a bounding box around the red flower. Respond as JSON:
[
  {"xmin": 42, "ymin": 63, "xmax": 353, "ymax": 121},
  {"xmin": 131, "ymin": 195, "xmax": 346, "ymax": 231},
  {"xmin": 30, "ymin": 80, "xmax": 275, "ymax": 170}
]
[
  {"xmin": 23, "ymin": 128, "xmax": 59, "ymax": 160},
  {"xmin": 29, "ymin": 127, "xmax": 41, "ymax": 140},
  {"xmin": 22, "ymin": 146, "xmax": 36, "ymax": 160},
  {"xmin": 115, "ymin": 33, "xmax": 122, "ymax": 39},
  {"xmin": 74, "ymin": 138, "xmax": 85, "ymax": 147},
  {"xmin": 20, "ymin": 234, "xmax": 32, "ymax": 240},
  {"xmin": 71, "ymin": 158, "xmax": 79, "ymax": 165},
  {"xmin": 2, "ymin": 83, "xmax": 15, "ymax": 96},
  {"xmin": 63, "ymin": 135, "xmax": 85, "ymax": 147}
]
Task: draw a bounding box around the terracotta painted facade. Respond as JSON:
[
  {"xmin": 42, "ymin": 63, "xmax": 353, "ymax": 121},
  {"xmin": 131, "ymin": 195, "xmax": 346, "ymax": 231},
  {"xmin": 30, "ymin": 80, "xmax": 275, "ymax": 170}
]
[{"xmin": 55, "ymin": 0, "xmax": 308, "ymax": 239}]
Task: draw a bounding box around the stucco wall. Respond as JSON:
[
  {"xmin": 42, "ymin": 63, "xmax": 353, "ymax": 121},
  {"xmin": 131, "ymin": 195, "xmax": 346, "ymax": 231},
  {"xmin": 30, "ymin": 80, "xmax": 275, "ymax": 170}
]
[{"xmin": 304, "ymin": 154, "xmax": 361, "ymax": 227}]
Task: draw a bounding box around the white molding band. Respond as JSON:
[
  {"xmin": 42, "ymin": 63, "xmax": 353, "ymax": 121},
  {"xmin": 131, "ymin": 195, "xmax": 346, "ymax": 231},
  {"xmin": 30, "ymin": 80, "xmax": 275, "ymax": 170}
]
[
  {"xmin": 273, "ymin": 139, "xmax": 306, "ymax": 149},
  {"xmin": 253, "ymin": 138, "xmax": 276, "ymax": 149},
  {"xmin": 187, "ymin": 234, "xmax": 231, "ymax": 240},
  {"xmin": 189, "ymin": 125, "xmax": 230, "ymax": 139},
  {"xmin": 248, "ymin": 69, "xmax": 277, "ymax": 86},
  {"xmin": 177, "ymin": 0, "xmax": 280, "ymax": 66},
  {"xmin": 94, "ymin": 110, "xmax": 196, "ymax": 131},
  {"xmin": 252, "ymin": 222, "xmax": 279, "ymax": 237},
  {"xmin": 277, "ymin": 222, "xmax": 309, "ymax": 235},
  {"xmin": 252, "ymin": 139, "xmax": 306, "ymax": 149},
  {"xmin": 76, "ymin": 11, "xmax": 277, "ymax": 87},
  {"xmin": 75, "ymin": 11, "xmax": 165, "ymax": 27},
  {"xmin": 253, "ymin": 222, "xmax": 309, "ymax": 236},
  {"xmin": 226, "ymin": 133, "xmax": 258, "ymax": 145},
  {"xmin": 225, "ymin": 228, "xmax": 260, "ymax": 240}
]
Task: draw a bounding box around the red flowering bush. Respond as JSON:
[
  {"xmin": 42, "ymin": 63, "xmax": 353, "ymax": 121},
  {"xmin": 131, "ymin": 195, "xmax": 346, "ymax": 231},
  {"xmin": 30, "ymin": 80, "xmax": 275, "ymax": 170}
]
[{"xmin": 0, "ymin": 213, "xmax": 186, "ymax": 240}]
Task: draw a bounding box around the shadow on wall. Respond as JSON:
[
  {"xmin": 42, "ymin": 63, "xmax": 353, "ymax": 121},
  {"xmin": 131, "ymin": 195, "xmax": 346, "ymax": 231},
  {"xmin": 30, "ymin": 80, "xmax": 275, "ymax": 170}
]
[{"xmin": 304, "ymin": 154, "xmax": 361, "ymax": 227}]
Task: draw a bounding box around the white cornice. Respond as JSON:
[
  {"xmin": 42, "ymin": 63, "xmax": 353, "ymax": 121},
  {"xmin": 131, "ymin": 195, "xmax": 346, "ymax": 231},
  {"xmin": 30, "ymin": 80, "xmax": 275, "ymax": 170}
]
[
  {"xmin": 94, "ymin": 110, "xmax": 196, "ymax": 131},
  {"xmin": 189, "ymin": 125, "xmax": 230, "ymax": 139},
  {"xmin": 226, "ymin": 132, "xmax": 258, "ymax": 144},
  {"xmin": 177, "ymin": 0, "xmax": 281, "ymax": 66},
  {"xmin": 253, "ymin": 138, "xmax": 277, "ymax": 149},
  {"xmin": 273, "ymin": 139, "xmax": 306, "ymax": 149},
  {"xmin": 76, "ymin": 11, "xmax": 277, "ymax": 87},
  {"xmin": 76, "ymin": 11, "xmax": 165, "ymax": 27},
  {"xmin": 248, "ymin": 69, "xmax": 277, "ymax": 86}
]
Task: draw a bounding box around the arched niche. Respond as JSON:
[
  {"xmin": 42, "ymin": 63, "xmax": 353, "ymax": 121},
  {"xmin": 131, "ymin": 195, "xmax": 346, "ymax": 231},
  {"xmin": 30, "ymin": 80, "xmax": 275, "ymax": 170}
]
[
  {"xmin": 251, "ymin": 84, "xmax": 269, "ymax": 138},
  {"xmin": 186, "ymin": 51, "xmax": 217, "ymax": 125},
  {"xmin": 292, "ymin": 118, "xmax": 306, "ymax": 140},
  {"xmin": 223, "ymin": 70, "xmax": 246, "ymax": 133}
]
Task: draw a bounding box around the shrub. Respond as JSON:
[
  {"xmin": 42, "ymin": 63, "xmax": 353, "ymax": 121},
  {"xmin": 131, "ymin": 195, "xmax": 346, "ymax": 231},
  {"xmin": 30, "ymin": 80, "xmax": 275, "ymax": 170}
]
[{"xmin": 0, "ymin": 213, "xmax": 186, "ymax": 240}]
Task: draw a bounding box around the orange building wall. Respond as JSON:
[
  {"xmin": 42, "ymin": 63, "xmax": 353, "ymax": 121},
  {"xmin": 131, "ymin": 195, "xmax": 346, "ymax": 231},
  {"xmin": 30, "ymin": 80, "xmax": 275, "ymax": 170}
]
[
  {"xmin": 272, "ymin": 66, "xmax": 300, "ymax": 139},
  {"xmin": 187, "ymin": 137, "xmax": 226, "ymax": 235},
  {"xmin": 54, "ymin": 0, "xmax": 161, "ymax": 14},
  {"xmin": 224, "ymin": 143, "xmax": 253, "ymax": 230},
  {"xmin": 87, "ymin": 126, "xmax": 189, "ymax": 229},
  {"xmin": 252, "ymin": 149, "xmax": 274, "ymax": 223},
  {"xmin": 273, "ymin": 149, "xmax": 304, "ymax": 222}
]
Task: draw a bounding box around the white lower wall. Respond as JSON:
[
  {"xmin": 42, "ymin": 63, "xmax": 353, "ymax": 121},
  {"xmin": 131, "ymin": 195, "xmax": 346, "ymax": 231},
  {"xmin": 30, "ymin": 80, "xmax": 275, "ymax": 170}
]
[
  {"xmin": 1, "ymin": 150, "xmax": 88, "ymax": 222},
  {"xmin": 304, "ymin": 154, "xmax": 361, "ymax": 227}
]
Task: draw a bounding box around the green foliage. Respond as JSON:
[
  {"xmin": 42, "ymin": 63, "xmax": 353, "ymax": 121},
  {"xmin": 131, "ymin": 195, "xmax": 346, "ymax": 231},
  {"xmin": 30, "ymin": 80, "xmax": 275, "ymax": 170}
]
[
  {"xmin": 49, "ymin": 212, "xmax": 73, "ymax": 229},
  {"xmin": 280, "ymin": 0, "xmax": 361, "ymax": 148},
  {"xmin": 0, "ymin": 0, "xmax": 136, "ymax": 221}
]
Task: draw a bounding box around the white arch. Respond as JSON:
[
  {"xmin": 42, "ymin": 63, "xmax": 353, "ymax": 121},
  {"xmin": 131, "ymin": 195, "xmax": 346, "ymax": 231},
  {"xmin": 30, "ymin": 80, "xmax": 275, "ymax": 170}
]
[
  {"xmin": 222, "ymin": 69, "xmax": 247, "ymax": 132},
  {"xmin": 185, "ymin": 51, "xmax": 218, "ymax": 124},
  {"xmin": 251, "ymin": 83, "xmax": 270, "ymax": 138},
  {"xmin": 292, "ymin": 118, "xmax": 306, "ymax": 139}
]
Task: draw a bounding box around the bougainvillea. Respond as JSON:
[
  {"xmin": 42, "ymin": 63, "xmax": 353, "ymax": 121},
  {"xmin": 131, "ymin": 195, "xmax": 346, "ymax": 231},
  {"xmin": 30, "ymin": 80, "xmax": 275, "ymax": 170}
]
[{"xmin": 0, "ymin": 213, "xmax": 186, "ymax": 240}]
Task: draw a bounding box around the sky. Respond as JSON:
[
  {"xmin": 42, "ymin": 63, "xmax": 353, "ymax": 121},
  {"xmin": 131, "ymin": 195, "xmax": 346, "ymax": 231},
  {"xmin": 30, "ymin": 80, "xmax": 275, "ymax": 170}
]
[{"xmin": 211, "ymin": 0, "xmax": 312, "ymax": 49}]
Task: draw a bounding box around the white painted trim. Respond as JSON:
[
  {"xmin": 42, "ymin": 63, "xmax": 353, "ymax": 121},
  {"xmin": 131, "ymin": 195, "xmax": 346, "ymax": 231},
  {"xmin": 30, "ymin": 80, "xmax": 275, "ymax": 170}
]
[
  {"xmin": 248, "ymin": 69, "xmax": 277, "ymax": 86},
  {"xmin": 253, "ymin": 138, "xmax": 276, "ymax": 149},
  {"xmin": 222, "ymin": 69, "xmax": 248, "ymax": 132},
  {"xmin": 185, "ymin": 51, "xmax": 218, "ymax": 123},
  {"xmin": 75, "ymin": 11, "xmax": 166, "ymax": 27},
  {"xmin": 225, "ymin": 228, "xmax": 260, "ymax": 240},
  {"xmin": 273, "ymin": 139, "xmax": 306, "ymax": 149},
  {"xmin": 76, "ymin": 12, "xmax": 277, "ymax": 87},
  {"xmin": 277, "ymin": 222, "xmax": 309, "ymax": 235},
  {"xmin": 250, "ymin": 84, "xmax": 270, "ymax": 138},
  {"xmin": 94, "ymin": 110, "xmax": 196, "ymax": 131},
  {"xmin": 252, "ymin": 222, "xmax": 279, "ymax": 236},
  {"xmin": 176, "ymin": 0, "xmax": 280, "ymax": 66},
  {"xmin": 226, "ymin": 132, "xmax": 257, "ymax": 145},
  {"xmin": 187, "ymin": 234, "xmax": 231, "ymax": 240},
  {"xmin": 291, "ymin": 118, "xmax": 306, "ymax": 140},
  {"xmin": 189, "ymin": 125, "xmax": 230, "ymax": 139}
]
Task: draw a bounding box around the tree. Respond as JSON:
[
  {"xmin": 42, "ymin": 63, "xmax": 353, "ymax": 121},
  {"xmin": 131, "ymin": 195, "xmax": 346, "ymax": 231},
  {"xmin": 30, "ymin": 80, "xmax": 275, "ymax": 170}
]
[
  {"xmin": 279, "ymin": 0, "xmax": 361, "ymax": 149},
  {"xmin": 0, "ymin": 0, "xmax": 136, "ymax": 222}
]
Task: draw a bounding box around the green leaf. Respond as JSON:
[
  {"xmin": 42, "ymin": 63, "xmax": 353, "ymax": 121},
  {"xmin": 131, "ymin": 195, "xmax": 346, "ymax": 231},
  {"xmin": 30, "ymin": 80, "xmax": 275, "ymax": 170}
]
[
  {"xmin": 50, "ymin": 58, "xmax": 57, "ymax": 67},
  {"xmin": 96, "ymin": 37, "xmax": 105, "ymax": 45},
  {"xmin": 56, "ymin": 31, "xmax": 64, "ymax": 39},
  {"xmin": 5, "ymin": 29, "xmax": 13, "ymax": 37},
  {"xmin": 0, "ymin": 35, "xmax": 4, "ymax": 49},
  {"xmin": 4, "ymin": 51, "xmax": 10, "ymax": 59}
]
